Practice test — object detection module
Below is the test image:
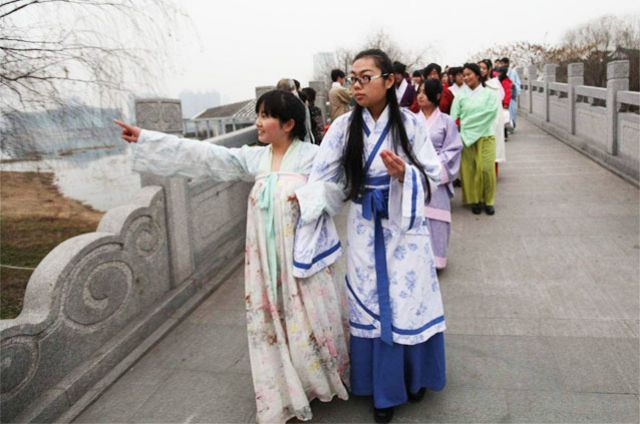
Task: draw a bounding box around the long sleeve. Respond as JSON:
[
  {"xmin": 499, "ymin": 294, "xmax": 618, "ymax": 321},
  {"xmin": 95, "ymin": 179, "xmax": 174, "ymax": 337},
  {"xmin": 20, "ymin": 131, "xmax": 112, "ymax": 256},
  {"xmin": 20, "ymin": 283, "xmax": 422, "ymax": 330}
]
[
  {"xmin": 295, "ymin": 116, "xmax": 349, "ymax": 224},
  {"xmin": 439, "ymin": 88, "xmax": 454, "ymax": 114},
  {"xmin": 450, "ymin": 94, "xmax": 461, "ymax": 121},
  {"xmin": 501, "ymin": 79, "xmax": 512, "ymax": 109},
  {"xmin": 509, "ymin": 69, "xmax": 521, "ymax": 96},
  {"xmin": 437, "ymin": 117, "xmax": 463, "ymax": 184},
  {"xmin": 131, "ymin": 129, "xmax": 260, "ymax": 182},
  {"xmin": 388, "ymin": 113, "xmax": 441, "ymax": 231}
]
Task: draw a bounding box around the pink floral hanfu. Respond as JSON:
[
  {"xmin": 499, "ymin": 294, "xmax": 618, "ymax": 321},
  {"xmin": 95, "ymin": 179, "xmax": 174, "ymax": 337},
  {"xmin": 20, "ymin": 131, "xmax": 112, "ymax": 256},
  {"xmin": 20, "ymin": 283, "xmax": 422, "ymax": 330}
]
[{"xmin": 131, "ymin": 132, "xmax": 349, "ymax": 423}]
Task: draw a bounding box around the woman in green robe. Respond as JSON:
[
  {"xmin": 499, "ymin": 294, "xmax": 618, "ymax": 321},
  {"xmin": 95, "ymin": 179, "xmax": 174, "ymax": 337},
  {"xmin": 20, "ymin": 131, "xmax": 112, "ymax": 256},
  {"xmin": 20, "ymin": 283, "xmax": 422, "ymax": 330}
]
[{"xmin": 450, "ymin": 63, "xmax": 499, "ymax": 215}]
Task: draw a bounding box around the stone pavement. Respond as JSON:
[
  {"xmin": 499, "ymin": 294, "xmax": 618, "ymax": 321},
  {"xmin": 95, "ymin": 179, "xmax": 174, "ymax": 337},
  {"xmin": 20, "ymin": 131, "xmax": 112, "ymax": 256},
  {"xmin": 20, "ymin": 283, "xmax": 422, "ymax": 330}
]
[{"xmin": 75, "ymin": 118, "xmax": 639, "ymax": 423}]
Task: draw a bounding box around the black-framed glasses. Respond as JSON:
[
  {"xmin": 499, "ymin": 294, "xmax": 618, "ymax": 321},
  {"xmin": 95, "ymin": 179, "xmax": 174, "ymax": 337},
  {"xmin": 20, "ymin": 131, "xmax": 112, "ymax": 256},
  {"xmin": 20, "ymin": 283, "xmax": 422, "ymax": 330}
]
[{"xmin": 348, "ymin": 73, "xmax": 389, "ymax": 86}]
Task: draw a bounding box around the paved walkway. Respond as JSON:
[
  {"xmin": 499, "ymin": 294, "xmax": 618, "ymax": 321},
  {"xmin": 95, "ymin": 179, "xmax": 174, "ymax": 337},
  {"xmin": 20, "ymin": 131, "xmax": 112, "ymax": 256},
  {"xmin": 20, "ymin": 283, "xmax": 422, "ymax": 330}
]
[{"xmin": 76, "ymin": 118, "xmax": 639, "ymax": 423}]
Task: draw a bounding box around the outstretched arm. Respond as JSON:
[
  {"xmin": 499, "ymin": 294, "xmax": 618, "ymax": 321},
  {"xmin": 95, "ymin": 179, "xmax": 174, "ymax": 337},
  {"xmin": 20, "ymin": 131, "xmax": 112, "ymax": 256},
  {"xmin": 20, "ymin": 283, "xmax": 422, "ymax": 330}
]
[{"xmin": 115, "ymin": 120, "xmax": 259, "ymax": 182}]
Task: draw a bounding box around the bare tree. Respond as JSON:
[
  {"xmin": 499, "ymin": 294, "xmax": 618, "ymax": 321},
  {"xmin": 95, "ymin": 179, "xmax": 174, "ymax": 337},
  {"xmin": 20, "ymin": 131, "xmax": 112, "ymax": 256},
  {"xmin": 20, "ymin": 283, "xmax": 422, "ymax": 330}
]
[
  {"xmin": 471, "ymin": 41, "xmax": 559, "ymax": 70},
  {"xmin": 312, "ymin": 29, "xmax": 436, "ymax": 83},
  {"xmin": 559, "ymin": 14, "xmax": 640, "ymax": 87},
  {"xmin": 0, "ymin": 0, "xmax": 188, "ymax": 112},
  {"xmin": 471, "ymin": 14, "xmax": 640, "ymax": 88},
  {"xmin": 361, "ymin": 29, "xmax": 434, "ymax": 70}
]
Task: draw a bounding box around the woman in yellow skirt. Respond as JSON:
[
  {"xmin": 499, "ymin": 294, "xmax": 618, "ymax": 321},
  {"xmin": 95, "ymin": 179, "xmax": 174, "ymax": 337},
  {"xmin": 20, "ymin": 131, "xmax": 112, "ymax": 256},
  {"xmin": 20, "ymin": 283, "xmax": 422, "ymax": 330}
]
[{"xmin": 450, "ymin": 63, "xmax": 500, "ymax": 215}]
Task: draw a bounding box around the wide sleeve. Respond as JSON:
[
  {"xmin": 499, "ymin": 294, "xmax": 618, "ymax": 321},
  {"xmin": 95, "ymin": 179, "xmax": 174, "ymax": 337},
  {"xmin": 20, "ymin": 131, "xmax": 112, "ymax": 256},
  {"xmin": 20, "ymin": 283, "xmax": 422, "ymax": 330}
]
[
  {"xmin": 450, "ymin": 94, "xmax": 462, "ymax": 121},
  {"xmin": 294, "ymin": 116, "xmax": 349, "ymax": 224},
  {"xmin": 131, "ymin": 129, "xmax": 260, "ymax": 182},
  {"xmin": 388, "ymin": 114, "xmax": 441, "ymax": 231},
  {"xmin": 437, "ymin": 117, "xmax": 463, "ymax": 184}
]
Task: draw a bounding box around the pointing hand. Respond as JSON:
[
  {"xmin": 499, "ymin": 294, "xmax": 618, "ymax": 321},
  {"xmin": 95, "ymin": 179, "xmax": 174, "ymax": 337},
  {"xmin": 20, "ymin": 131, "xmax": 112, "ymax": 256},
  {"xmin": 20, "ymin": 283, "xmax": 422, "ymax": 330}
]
[{"xmin": 114, "ymin": 119, "xmax": 141, "ymax": 143}]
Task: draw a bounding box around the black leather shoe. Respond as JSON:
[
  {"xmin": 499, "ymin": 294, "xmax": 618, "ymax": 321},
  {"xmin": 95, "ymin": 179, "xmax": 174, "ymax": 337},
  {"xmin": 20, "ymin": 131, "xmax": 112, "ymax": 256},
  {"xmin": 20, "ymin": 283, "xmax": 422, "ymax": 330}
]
[
  {"xmin": 374, "ymin": 407, "xmax": 395, "ymax": 423},
  {"xmin": 485, "ymin": 205, "xmax": 495, "ymax": 215},
  {"xmin": 408, "ymin": 388, "xmax": 426, "ymax": 402},
  {"xmin": 471, "ymin": 203, "xmax": 482, "ymax": 214}
]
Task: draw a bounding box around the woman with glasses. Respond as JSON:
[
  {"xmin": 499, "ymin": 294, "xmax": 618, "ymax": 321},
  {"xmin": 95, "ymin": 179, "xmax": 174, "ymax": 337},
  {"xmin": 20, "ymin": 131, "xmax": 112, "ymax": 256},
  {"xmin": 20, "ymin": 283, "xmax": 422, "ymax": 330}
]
[
  {"xmin": 416, "ymin": 79, "xmax": 463, "ymax": 270},
  {"xmin": 294, "ymin": 49, "xmax": 446, "ymax": 423}
]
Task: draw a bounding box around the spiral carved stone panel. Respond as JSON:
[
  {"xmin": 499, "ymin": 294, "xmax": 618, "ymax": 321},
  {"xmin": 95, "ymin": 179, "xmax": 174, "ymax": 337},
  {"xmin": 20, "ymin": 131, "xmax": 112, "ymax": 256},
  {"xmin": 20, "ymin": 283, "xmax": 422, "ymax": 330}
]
[
  {"xmin": 63, "ymin": 244, "xmax": 133, "ymax": 329},
  {"xmin": 125, "ymin": 215, "xmax": 163, "ymax": 257},
  {"xmin": 0, "ymin": 337, "xmax": 38, "ymax": 399}
]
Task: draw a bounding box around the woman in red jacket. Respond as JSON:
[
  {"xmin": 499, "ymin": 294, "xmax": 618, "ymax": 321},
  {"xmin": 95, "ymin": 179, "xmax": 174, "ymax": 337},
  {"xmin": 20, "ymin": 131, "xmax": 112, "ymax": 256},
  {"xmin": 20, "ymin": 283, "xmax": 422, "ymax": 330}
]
[{"xmin": 496, "ymin": 67, "xmax": 512, "ymax": 141}]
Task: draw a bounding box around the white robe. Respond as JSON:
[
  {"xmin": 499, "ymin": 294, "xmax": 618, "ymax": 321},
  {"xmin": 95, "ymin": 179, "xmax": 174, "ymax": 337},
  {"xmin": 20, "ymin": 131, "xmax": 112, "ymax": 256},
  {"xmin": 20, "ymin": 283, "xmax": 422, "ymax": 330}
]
[
  {"xmin": 295, "ymin": 106, "xmax": 447, "ymax": 345},
  {"xmin": 486, "ymin": 77, "xmax": 506, "ymax": 163}
]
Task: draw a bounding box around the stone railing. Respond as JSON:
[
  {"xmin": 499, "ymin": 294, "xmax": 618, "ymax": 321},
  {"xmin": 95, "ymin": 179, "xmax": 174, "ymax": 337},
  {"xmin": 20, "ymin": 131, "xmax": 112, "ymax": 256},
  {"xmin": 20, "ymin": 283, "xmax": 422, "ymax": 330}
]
[
  {"xmin": 0, "ymin": 120, "xmax": 255, "ymax": 422},
  {"xmin": 518, "ymin": 60, "xmax": 640, "ymax": 185}
]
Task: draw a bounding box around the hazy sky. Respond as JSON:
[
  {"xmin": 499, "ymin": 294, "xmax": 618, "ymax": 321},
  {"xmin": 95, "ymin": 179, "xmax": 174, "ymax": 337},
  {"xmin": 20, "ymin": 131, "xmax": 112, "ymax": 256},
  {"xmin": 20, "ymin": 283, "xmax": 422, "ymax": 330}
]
[{"xmin": 163, "ymin": 0, "xmax": 638, "ymax": 103}]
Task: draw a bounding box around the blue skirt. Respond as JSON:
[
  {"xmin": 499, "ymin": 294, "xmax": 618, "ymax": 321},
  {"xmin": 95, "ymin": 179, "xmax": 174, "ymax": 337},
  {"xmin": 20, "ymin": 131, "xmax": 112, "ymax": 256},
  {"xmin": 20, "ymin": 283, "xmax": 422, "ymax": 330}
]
[{"xmin": 350, "ymin": 332, "xmax": 446, "ymax": 408}]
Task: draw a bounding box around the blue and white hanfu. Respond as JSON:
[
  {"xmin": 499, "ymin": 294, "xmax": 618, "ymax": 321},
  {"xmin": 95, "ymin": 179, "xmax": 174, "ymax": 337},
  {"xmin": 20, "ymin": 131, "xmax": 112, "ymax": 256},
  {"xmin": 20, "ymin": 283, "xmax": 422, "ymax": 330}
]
[{"xmin": 295, "ymin": 106, "xmax": 448, "ymax": 408}]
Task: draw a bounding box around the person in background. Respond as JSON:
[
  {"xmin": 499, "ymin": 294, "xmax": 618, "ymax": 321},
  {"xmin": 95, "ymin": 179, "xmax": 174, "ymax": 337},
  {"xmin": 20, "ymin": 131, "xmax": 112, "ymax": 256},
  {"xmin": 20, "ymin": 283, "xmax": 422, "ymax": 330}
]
[
  {"xmin": 501, "ymin": 57, "xmax": 521, "ymax": 132},
  {"xmin": 423, "ymin": 62, "xmax": 442, "ymax": 80},
  {"xmin": 329, "ymin": 69, "xmax": 352, "ymax": 122},
  {"xmin": 441, "ymin": 72, "xmax": 450, "ymax": 87},
  {"xmin": 478, "ymin": 60, "xmax": 506, "ymax": 174},
  {"xmin": 302, "ymin": 87, "xmax": 325, "ymax": 144},
  {"xmin": 494, "ymin": 58, "xmax": 503, "ymax": 75},
  {"xmin": 392, "ymin": 61, "xmax": 416, "ymax": 109},
  {"xmin": 450, "ymin": 63, "xmax": 499, "ymax": 215},
  {"xmin": 425, "ymin": 63, "xmax": 453, "ymax": 115},
  {"xmin": 412, "ymin": 69, "xmax": 424, "ymax": 90},
  {"xmin": 416, "ymin": 79, "xmax": 463, "ymax": 270},
  {"xmin": 447, "ymin": 67, "xmax": 466, "ymax": 97},
  {"xmin": 277, "ymin": 78, "xmax": 315, "ymax": 143},
  {"xmin": 495, "ymin": 67, "xmax": 512, "ymax": 142}
]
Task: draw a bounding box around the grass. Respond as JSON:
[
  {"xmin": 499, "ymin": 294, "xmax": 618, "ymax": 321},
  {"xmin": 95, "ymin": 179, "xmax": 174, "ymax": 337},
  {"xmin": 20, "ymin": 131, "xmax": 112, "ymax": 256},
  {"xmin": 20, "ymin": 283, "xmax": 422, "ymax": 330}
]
[{"xmin": 1, "ymin": 172, "xmax": 103, "ymax": 319}]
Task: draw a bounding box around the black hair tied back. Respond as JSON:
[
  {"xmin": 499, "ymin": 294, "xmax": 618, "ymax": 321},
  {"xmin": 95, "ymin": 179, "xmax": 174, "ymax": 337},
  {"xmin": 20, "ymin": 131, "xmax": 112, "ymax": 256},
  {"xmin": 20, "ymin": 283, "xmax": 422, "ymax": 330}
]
[{"xmin": 344, "ymin": 49, "xmax": 431, "ymax": 203}]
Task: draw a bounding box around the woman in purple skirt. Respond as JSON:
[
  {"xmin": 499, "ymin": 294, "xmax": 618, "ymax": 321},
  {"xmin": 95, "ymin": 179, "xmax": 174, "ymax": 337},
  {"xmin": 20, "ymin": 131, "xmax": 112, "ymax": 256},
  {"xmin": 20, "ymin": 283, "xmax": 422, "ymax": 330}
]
[{"xmin": 416, "ymin": 79, "xmax": 463, "ymax": 270}]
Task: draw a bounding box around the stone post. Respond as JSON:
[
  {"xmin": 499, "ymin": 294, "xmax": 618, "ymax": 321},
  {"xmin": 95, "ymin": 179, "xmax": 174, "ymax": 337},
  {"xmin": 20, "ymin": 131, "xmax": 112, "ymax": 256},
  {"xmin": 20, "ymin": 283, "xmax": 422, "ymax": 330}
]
[
  {"xmin": 527, "ymin": 65, "xmax": 537, "ymax": 114},
  {"xmin": 606, "ymin": 60, "xmax": 629, "ymax": 155},
  {"xmin": 567, "ymin": 63, "xmax": 584, "ymax": 135},
  {"xmin": 309, "ymin": 80, "xmax": 328, "ymax": 125},
  {"xmin": 543, "ymin": 64, "xmax": 558, "ymax": 122},
  {"xmin": 135, "ymin": 98, "xmax": 183, "ymax": 135},
  {"xmin": 136, "ymin": 98, "xmax": 195, "ymax": 288}
]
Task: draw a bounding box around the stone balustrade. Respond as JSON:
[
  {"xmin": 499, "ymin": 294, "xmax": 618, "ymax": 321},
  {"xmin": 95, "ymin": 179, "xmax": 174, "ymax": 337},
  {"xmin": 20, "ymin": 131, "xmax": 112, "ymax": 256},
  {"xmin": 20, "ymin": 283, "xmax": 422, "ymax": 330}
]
[
  {"xmin": 518, "ymin": 60, "xmax": 639, "ymax": 185},
  {"xmin": 0, "ymin": 100, "xmax": 255, "ymax": 422}
]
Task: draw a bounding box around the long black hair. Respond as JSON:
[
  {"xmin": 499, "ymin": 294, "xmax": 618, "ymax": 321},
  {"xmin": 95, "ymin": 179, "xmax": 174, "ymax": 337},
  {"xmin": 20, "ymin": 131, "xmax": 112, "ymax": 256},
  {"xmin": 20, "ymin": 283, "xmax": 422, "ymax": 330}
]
[
  {"xmin": 420, "ymin": 79, "xmax": 443, "ymax": 106},
  {"xmin": 343, "ymin": 48, "xmax": 431, "ymax": 203},
  {"xmin": 478, "ymin": 59, "xmax": 492, "ymax": 84}
]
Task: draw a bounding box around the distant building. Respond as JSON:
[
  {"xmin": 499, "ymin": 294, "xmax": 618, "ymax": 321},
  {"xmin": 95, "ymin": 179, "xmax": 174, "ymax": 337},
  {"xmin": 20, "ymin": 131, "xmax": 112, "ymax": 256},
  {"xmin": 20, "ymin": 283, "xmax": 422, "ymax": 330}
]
[
  {"xmin": 179, "ymin": 90, "xmax": 222, "ymax": 119},
  {"xmin": 189, "ymin": 99, "xmax": 256, "ymax": 138}
]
